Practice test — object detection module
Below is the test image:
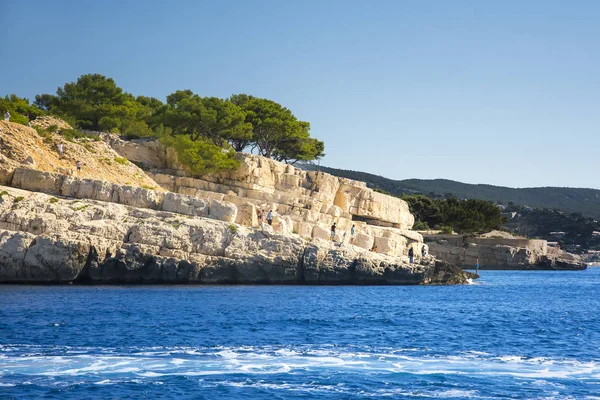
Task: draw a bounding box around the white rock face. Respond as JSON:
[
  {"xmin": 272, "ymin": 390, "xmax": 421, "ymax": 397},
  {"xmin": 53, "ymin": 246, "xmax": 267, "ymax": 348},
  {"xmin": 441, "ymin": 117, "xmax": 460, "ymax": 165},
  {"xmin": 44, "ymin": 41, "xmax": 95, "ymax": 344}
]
[
  {"xmin": 0, "ymin": 186, "xmax": 468, "ymax": 284},
  {"xmin": 10, "ymin": 168, "xmax": 236, "ymax": 224},
  {"xmin": 424, "ymin": 234, "xmax": 586, "ymax": 270},
  {"xmin": 105, "ymin": 139, "xmax": 418, "ymax": 257}
]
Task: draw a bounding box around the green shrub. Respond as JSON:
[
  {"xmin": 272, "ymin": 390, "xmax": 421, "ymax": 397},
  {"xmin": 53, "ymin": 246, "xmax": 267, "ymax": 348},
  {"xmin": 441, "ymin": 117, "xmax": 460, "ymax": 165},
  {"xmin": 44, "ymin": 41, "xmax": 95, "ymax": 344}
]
[
  {"xmin": 49, "ymin": 197, "xmax": 59, "ymax": 204},
  {"xmin": 60, "ymin": 129, "xmax": 99, "ymax": 142},
  {"xmin": 114, "ymin": 157, "xmax": 128, "ymax": 165},
  {"xmin": 228, "ymin": 224, "xmax": 238, "ymax": 234},
  {"xmin": 48, "ymin": 124, "xmax": 58, "ymax": 133},
  {"xmin": 412, "ymin": 220, "xmax": 430, "ymax": 231},
  {"xmin": 439, "ymin": 225, "xmax": 453, "ymax": 234},
  {"xmin": 159, "ymin": 135, "xmax": 239, "ymax": 176},
  {"xmin": 0, "ymin": 190, "xmax": 8, "ymax": 198},
  {"xmin": 13, "ymin": 196, "xmax": 24, "ymax": 203},
  {"xmin": 140, "ymin": 184, "xmax": 155, "ymax": 190}
]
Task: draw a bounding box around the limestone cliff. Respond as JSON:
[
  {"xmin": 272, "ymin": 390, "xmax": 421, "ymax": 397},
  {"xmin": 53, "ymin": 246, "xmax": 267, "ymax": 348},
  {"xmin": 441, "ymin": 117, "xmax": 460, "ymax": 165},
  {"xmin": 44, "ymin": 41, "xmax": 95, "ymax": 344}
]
[
  {"xmin": 0, "ymin": 186, "xmax": 468, "ymax": 284},
  {"xmin": 108, "ymin": 136, "xmax": 418, "ymax": 258},
  {"xmin": 0, "ymin": 121, "xmax": 472, "ymax": 284},
  {"xmin": 424, "ymin": 233, "xmax": 586, "ymax": 270}
]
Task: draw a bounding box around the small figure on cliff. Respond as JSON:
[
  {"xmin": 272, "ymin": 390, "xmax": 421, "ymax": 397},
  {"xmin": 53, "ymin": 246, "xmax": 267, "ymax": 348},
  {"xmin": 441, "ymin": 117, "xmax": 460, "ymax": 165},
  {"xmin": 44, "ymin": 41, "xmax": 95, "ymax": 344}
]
[
  {"xmin": 58, "ymin": 142, "xmax": 64, "ymax": 157},
  {"xmin": 257, "ymin": 209, "xmax": 263, "ymax": 225},
  {"xmin": 330, "ymin": 222, "xmax": 336, "ymax": 241},
  {"xmin": 475, "ymin": 257, "xmax": 479, "ymax": 273},
  {"xmin": 408, "ymin": 247, "xmax": 415, "ymax": 263},
  {"xmin": 4, "ymin": 111, "xmax": 10, "ymax": 121},
  {"xmin": 266, "ymin": 210, "xmax": 273, "ymax": 225},
  {"xmin": 421, "ymin": 245, "xmax": 427, "ymax": 258},
  {"xmin": 350, "ymin": 224, "xmax": 356, "ymax": 244},
  {"xmin": 27, "ymin": 121, "xmax": 31, "ymax": 127},
  {"xmin": 76, "ymin": 160, "xmax": 82, "ymax": 175}
]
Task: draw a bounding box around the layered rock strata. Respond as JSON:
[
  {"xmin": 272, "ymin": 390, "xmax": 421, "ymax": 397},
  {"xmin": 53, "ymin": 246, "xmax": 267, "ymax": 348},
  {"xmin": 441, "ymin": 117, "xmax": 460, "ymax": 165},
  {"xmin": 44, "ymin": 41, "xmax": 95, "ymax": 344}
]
[
  {"xmin": 425, "ymin": 234, "xmax": 586, "ymax": 270},
  {"xmin": 0, "ymin": 186, "xmax": 471, "ymax": 284},
  {"xmin": 106, "ymin": 137, "xmax": 421, "ymax": 258}
]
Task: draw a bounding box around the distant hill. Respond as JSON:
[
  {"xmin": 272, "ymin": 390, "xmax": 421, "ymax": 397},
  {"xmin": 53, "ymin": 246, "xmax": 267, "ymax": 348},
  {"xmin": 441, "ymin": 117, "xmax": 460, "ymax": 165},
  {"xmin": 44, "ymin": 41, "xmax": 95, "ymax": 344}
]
[{"xmin": 300, "ymin": 164, "xmax": 600, "ymax": 219}]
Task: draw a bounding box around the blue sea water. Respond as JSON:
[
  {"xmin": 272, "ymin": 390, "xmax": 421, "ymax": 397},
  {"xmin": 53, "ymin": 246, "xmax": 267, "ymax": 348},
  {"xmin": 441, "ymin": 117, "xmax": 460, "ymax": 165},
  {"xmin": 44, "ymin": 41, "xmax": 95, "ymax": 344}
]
[{"xmin": 1, "ymin": 269, "xmax": 599, "ymax": 399}]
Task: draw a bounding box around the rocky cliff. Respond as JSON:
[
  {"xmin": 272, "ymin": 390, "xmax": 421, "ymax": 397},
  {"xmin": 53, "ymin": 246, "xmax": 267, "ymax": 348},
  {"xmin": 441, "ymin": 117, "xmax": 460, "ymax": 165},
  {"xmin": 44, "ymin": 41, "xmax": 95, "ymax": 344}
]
[
  {"xmin": 424, "ymin": 232, "xmax": 586, "ymax": 270},
  {"xmin": 0, "ymin": 121, "xmax": 473, "ymax": 284},
  {"xmin": 0, "ymin": 186, "xmax": 468, "ymax": 284}
]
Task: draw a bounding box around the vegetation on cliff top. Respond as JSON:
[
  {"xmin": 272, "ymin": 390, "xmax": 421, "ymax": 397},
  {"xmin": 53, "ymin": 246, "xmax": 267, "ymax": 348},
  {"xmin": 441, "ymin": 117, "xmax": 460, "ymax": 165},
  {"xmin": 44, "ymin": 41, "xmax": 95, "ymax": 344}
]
[
  {"xmin": 1, "ymin": 73, "xmax": 325, "ymax": 174},
  {"xmin": 396, "ymin": 193, "xmax": 508, "ymax": 234}
]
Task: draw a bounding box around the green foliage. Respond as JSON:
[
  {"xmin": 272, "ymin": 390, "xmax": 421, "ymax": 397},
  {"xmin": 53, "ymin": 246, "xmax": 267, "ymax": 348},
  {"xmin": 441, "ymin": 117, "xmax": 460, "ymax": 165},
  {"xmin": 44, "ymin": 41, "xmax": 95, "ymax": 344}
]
[
  {"xmin": 6, "ymin": 73, "xmax": 326, "ymax": 175},
  {"xmin": 114, "ymin": 156, "xmax": 128, "ymax": 165},
  {"xmin": 0, "ymin": 94, "xmax": 45, "ymax": 124},
  {"xmin": 34, "ymin": 74, "xmax": 154, "ymax": 135},
  {"xmin": 163, "ymin": 91, "xmax": 252, "ymax": 147},
  {"xmin": 159, "ymin": 134, "xmax": 239, "ymax": 175},
  {"xmin": 439, "ymin": 225, "xmax": 453, "ymax": 234},
  {"xmin": 13, "ymin": 196, "xmax": 24, "ymax": 203},
  {"xmin": 60, "ymin": 128, "xmax": 99, "ymax": 142},
  {"xmin": 402, "ymin": 194, "xmax": 507, "ymax": 234},
  {"xmin": 49, "ymin": 197, "xmax": 59, "ymax": 204},
  {"xmin": 0, "ymin": 190, "xmax": 9, "ymax": 199},
  {"xmin": 228, "ymin": 224, "xmax": 238, "ymax": 234},
  {"xmin": 231, "ymin": 95, "xmax": 324, "ymax": 163},
  {"xmin": 412, "ymin": 220, "xmax": 430, "ymax": 230},
  {"xmin": 504, "ymin": 204, "xmax": 600, "ymax": 252}
]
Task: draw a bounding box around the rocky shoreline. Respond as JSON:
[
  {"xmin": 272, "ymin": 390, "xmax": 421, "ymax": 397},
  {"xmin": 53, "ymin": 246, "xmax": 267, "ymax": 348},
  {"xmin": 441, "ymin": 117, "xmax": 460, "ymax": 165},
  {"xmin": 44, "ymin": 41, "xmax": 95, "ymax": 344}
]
[{"xmin": 0, "ymin": 186, "xmax": 472, "ymax": 285}]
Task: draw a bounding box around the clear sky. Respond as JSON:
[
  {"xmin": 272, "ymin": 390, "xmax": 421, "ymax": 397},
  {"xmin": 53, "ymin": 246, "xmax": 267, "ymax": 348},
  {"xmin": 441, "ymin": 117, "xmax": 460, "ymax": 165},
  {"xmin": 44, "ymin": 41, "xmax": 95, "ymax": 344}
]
[{"xmin": 1, "ymin": 0, "xmax": 599, "ymax": 189}]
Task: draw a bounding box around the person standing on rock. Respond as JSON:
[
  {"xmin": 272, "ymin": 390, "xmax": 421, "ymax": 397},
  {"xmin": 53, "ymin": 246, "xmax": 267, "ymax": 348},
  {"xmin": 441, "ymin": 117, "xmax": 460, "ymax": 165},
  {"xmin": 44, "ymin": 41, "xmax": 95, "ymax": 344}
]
[
  {"xmin": 257, "ymin": 209, "xmax": 263, "ymax": 225},
  {"xmin": 475, "ymin": 257, "xmax": 480, "ymax": 274},
  {"xmin": 266, "ymin": 210, "xmax": 273, "ymax": 226},
  {"xmin": 421, "ymin": 245, "xmax": 427, "ymax": 258},
  {"xmin": 4, "ymin": 111, "xmax": 10, "ymax": 121},
  {"xmin": 408, "ymin": 247, "xmax": 415, "ymax": 263},
  {"xmin": 350, "ymin": 224, "xmax": 356, "ymax": 244},
  {"xmin": 58, "ymin": 142, "xmax": 64, "ymax": 157},
  {"xmin": 76, "ymin": 160, "xmax": 82, "ymax": 175},
  {"xmin": 330, "ymin": 222, "xmax": 336, "ymax": 241}
]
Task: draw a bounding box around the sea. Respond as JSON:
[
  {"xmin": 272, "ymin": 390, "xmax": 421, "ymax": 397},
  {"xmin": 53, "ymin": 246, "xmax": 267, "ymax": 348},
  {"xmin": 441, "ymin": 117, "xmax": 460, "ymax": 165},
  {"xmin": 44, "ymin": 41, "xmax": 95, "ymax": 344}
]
[{"xmin": 1, "ymin": 269, "xmax": 599, "ymax": 399}]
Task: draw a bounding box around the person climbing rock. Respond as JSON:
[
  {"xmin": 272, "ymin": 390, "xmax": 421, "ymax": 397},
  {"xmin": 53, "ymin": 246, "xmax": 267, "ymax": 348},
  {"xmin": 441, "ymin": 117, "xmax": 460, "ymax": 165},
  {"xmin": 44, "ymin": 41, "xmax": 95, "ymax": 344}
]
[
  {"xmin": 350, "ymin": 224, "xmax": 356, "ymax": 244},
  {"xmin": 266, "ymin": 210, "xmax": 273, "ymax": 226},
  {"xmin": 421, "ymin": 245, "xmax": 427, "ymax": 258},
  {"xmin": 330, "ymin": 222, "xmax": 336, "ymax": 241},
  {"xmin": 408, "ymin": 247, "xmax": 415, "ymax": 263}
]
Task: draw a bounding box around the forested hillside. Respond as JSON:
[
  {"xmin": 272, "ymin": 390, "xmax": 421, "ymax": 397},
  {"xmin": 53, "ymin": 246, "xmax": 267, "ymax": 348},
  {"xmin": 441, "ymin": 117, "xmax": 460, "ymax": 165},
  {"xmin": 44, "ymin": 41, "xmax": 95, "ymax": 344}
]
[{"xmin": 301, "ymin": 164, "xmax": 600, "ymax": 219}]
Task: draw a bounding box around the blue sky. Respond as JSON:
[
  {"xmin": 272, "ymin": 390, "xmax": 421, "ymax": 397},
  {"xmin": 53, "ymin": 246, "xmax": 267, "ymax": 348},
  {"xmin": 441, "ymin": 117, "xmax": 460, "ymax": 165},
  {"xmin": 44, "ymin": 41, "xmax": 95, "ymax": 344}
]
[{"xmin": 1, "ymin": 0, "xmax": 599, "ymax": 189}]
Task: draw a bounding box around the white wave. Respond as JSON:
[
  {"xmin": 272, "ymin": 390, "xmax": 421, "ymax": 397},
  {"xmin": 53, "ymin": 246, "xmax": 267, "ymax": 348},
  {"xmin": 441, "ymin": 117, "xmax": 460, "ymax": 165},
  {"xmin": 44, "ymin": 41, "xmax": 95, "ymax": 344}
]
[{"xmin": 1, "ymin": 344, "xmax": 599, "ymax": 384}]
